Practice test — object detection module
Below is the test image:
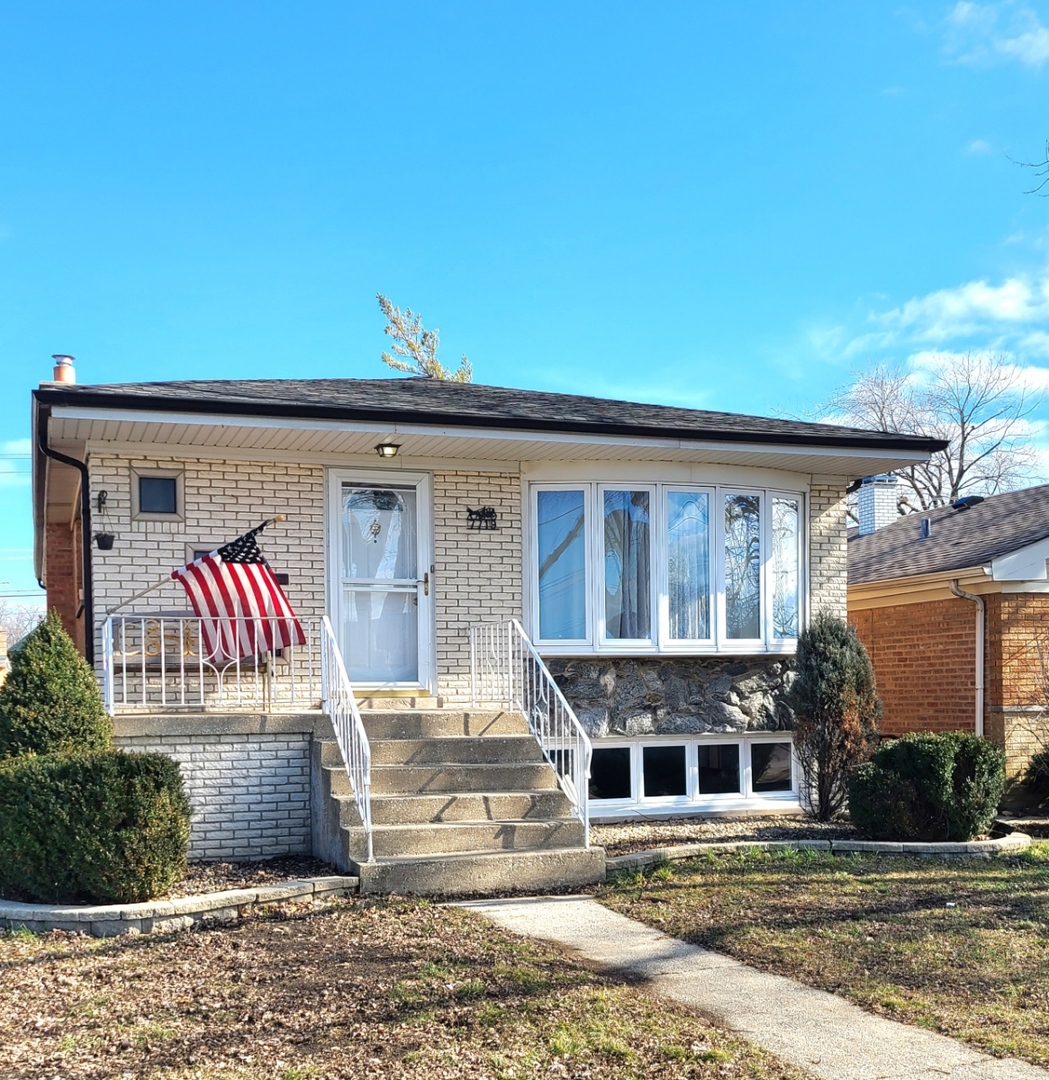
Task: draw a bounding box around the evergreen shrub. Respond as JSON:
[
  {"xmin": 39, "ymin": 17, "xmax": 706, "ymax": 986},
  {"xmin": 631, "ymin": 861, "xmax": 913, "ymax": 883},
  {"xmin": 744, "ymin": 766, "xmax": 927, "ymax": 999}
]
[
  {"xmin": 787, "ymin": 612, "xmax": 881, "ymax": 821},
  {"xmin": 0, "ymin": 609, "xmax": 111, "ymax": 757},
  {"xmin": 849, "ymin": 731, "xmax": 1005, "ymax": 842},
  {"xmin": 0, "ymin": 750, "xmax": 191, "ymax": 903}
]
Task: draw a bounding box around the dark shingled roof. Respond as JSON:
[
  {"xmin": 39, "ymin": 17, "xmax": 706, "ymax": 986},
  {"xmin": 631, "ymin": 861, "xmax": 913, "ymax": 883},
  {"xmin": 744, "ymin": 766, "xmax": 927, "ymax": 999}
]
[
  {"xmin": 35, "ymin": 377, "xmax": 945, "ymax": 452},
  {"xmin": 849, "ymin": 483, "xmax": 1049, "ymax": 584}
]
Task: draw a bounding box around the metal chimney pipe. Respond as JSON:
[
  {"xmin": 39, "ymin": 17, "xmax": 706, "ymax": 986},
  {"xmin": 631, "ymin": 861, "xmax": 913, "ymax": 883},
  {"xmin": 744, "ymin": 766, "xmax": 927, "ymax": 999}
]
[{"xmin": 51, "ymin": 354, "xmax": 76, "ymax": 383}]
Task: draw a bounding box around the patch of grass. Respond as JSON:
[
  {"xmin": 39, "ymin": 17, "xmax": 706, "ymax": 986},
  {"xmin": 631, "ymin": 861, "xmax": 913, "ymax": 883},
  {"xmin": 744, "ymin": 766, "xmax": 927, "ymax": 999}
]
[
  {"xmin": 0, "ymin": 897, "xmax": 806, "ymax": 1079},
  {"xmin": 598, "ymin": 843, "xmax": 1049, "ymax": 1067}
]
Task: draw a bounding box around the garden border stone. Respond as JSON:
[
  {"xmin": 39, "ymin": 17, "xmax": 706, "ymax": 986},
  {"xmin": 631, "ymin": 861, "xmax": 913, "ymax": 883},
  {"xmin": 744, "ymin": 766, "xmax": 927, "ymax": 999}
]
[
  {"xmin": 605, "ymin": 831, "xmax": 1032, "ymax": 872},
  {"xmin": 0, "ymin": 874, "xmax": 359, "ymax": 937}
]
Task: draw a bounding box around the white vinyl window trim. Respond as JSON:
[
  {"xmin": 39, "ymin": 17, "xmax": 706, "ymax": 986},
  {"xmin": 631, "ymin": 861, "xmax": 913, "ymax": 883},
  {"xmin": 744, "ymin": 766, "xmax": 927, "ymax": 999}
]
[
  {"xmin": 529, "ymin": 482, "xmax": 805, "ymax": 655},
  {"xmin": 588, "ymin": 736, "xmax": 799, "ymax": 816}
]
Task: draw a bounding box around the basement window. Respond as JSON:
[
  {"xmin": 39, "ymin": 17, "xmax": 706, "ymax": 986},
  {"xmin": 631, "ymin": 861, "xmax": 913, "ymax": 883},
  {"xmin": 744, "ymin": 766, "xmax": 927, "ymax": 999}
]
[
  {"xmin": 588, "ymin": 736, "xmax": 798, "ymax": 816},
  {"xmin": 131, "ymin": 468, "xmax": 184, "ymax": 522}
]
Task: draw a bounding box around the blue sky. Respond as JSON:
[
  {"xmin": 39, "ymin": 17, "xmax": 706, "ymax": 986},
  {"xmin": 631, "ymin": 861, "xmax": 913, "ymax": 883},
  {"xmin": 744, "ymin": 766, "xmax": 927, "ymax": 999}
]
[{"xmin": 3, "ymin": 1, "xmax": 1049, "ymax": 604}]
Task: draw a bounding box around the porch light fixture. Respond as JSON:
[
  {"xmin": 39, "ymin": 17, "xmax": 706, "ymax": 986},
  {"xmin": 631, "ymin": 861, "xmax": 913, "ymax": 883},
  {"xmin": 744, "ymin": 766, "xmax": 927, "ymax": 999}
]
[{"xmin": 375, "ymin": 442, "xmax": 401, "ymax": 459}]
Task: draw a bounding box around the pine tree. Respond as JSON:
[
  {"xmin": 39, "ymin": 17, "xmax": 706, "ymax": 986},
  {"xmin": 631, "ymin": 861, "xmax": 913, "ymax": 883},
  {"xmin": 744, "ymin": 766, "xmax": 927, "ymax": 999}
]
[
  {"xmin": 787, "ymin": 612, "xmax": 881, "ymax": 821},
  {"xmin": 0, "ymin": 609, "xmax": 111, "ymax": 757}
]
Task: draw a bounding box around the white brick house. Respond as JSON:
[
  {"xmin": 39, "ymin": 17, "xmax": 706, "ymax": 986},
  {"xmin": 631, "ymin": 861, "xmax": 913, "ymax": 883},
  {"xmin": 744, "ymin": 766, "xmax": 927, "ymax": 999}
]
[{"xmin": 32, "ymin": 370, "xmax": 940, "ymax": 890}]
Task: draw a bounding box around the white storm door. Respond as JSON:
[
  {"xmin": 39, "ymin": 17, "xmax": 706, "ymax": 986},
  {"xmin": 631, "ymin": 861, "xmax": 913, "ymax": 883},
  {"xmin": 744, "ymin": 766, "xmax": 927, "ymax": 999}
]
[{"xmin": 333, "ymin": 472, "xmax": 433, "ymax": 691}]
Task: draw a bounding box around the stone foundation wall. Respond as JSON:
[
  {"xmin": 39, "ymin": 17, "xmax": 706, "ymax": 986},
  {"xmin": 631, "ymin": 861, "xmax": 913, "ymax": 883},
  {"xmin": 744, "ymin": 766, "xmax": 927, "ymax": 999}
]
[{"xmin": 547, "ymin": 656, "xmax": 795, "ymax": 738}]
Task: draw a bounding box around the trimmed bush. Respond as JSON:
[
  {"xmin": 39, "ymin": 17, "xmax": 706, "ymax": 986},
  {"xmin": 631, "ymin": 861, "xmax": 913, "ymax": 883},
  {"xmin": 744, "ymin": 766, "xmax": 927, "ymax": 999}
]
[
  {"xmin": 0, "ymin": 609, "xmax": 111, "ymax": 758},
  {"xmin": 787, "ymin": 612, "xmax": 881, "ymax": 821},
  {"xmin": 1021, "ymin": 745, "xmax": 1049, "ymax": 808},
  {"xmin": 0, "ymin": 750, "xmax": 191, "ymax": 903},
  {"xmin": 849, "ymin": 731, "xmax": 1005, "ymax": 842}
]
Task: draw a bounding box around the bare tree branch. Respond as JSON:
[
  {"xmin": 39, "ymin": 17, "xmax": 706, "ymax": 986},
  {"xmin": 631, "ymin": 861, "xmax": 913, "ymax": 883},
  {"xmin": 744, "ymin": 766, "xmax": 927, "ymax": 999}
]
[
  {"xmin": 0, "ymin": 602, "xmax": 43, "ymax": 648},
  {"xmin": 820, "ymin": 353, "xmax": 1043, "ymax": 511},
  {"xmin": 376, "ymin": 294, "xmax": 473, "ymax": 382}
]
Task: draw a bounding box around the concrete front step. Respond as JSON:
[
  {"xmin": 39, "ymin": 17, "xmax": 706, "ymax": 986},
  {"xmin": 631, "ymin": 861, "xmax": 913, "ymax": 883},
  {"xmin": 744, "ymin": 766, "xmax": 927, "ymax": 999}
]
[
  {"xmin": 371, "ymin": 762, "xmax": 560, "ymax": 795},
  {"xmin": 369, "ymin": 790, "xmax": 573, "ymax": 825},
  {"xmin": 361, "ymin": 710, "xmax": 529, "ymax": 740},
  {"xmin": 356, "ymin": 846, "xmax": 606, "ymax": 897},
  {"xmin": 371, "ymin": 818, "xmax": 585, "ymax": 857},
  {"xmin": 368, "ymin": 735, "xmax": 544, "ymax": 766}
]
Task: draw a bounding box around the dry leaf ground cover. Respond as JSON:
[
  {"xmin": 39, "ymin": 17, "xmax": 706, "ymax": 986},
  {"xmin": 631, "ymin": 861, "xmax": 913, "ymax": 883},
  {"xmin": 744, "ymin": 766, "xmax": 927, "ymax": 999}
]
[
  {"xmin": 599, "ymin": 845, "xmax": 1049, "ymax": 1067},
  {"xmin": 0, "ymin": 897, "xmax": 811, "ymax": 1080}
]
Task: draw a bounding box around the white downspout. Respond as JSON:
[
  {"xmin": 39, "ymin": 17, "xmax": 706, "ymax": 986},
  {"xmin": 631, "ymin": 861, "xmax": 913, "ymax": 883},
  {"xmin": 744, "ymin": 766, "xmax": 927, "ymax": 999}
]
[{"xmin": 950, "ymin": 580, "xmax": 985, "ymax": 737}]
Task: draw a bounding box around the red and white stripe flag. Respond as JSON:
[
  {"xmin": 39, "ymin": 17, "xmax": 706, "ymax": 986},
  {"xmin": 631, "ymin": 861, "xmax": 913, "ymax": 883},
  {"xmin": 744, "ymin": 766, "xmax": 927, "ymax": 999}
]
[{"xmin": 171, "ymin": 525, "xmax": 305, "ymax": 663}]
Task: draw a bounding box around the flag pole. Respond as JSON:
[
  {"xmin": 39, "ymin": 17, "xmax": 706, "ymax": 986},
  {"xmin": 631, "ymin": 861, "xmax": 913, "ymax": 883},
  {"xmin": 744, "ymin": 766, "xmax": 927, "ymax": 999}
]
[{"xmin": 104, "ymin": 516, "xmax": 287, "ymax": 615}]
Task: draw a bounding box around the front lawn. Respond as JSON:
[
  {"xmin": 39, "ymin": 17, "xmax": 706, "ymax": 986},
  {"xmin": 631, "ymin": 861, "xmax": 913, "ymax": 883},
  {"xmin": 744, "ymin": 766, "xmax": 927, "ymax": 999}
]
[
  {"xmin": 0, "ymin": 897, "xmax": 809, "ymax": 1080},
  {"xmin": 599, "ymin": 845, "xmax": 1049, "ymax": 1067}
]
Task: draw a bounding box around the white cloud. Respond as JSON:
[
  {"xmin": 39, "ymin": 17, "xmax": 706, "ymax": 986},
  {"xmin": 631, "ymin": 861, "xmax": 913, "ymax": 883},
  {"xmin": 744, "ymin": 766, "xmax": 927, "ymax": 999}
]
[
  {"xmin": 875, "ymin": 272, "xmax": 1049, "ymax": 341},
  {"xmin": 965, "ymin": 138, "xmax": 993, "ymax": 154},
  {"xmin": 943, "ymin": 1, "xmax": 1049, "ymax": 67}
]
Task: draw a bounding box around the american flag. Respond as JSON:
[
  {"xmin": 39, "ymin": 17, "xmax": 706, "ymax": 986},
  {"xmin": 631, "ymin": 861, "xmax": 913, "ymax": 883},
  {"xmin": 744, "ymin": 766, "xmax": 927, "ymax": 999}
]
[{"xmin": 171, "ymin": 525, "xmax": 305, "ymax": 663}]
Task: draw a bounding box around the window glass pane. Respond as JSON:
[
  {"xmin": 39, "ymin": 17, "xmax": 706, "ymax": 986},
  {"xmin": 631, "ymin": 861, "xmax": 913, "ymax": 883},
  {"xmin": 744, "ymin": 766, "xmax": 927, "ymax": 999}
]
[
  {"xmin": 667, "ymin": 490, "xmax": 710, "ymax": 640},
  {"xmin": 139, "ymin": 476, "xmax": 177, "ymax": 514},
  {"xmin": 341, "ymin": 486, "xmax": 417, "ymax": 581},
  {"xmin": 603, "ymin": 490, "xmax": 651, "ymax": 640},
  {"xmin": 643, "ymin": 745, "xmax": 687, "ymax": 797},
  {"xmin": 537, "ymin": 490, "xmax": 587, "ymax": 640},
  {"xmin": 589, "ymin": 747, "xmax": 632, "ymax": 800},
  {"xmin": 772, "ymin": 497, "xmax": 800, "ymax": 639},
  {"xmin": 724, "ymin": 493, "xmax": 761, "ymax": 639},
  {"xmin": 752, "ymin": 743, "xmax": 792, "ymax": 793},
  {"xmin": 698, "ymin": 744, "xmax": 741, "ymax": 794}
]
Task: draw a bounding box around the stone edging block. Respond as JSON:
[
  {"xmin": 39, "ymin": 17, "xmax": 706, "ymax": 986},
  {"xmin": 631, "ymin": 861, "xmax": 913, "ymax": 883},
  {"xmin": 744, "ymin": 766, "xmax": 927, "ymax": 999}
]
[
  {"xmin": 0, "ymin": 875, "xmax": 359, "ymax": 938},
  {"xmin": 604, "ymin": 832, "xmax": 1033, "ymax": 873}
]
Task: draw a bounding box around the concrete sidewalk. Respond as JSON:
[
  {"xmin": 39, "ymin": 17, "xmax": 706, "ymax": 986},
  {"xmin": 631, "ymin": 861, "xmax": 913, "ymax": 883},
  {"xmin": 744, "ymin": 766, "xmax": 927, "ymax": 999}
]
[{"xmin": 458, "ymin": 895, "xmax": 1047, "ymax": 1080}]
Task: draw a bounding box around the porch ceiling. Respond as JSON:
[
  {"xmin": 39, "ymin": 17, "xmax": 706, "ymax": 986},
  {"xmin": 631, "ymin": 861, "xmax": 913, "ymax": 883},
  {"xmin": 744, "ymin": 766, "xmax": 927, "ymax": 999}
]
[{"xmin": 46, "ymin": 406, "xmax": 932, "ymax": 478}]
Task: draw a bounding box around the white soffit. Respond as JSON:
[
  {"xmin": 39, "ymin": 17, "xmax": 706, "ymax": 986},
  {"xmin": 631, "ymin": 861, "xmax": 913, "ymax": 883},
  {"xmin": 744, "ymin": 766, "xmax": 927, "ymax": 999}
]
[{"xmin": 47, "ymin": 406, "xmax": 933, "ymax": 477}]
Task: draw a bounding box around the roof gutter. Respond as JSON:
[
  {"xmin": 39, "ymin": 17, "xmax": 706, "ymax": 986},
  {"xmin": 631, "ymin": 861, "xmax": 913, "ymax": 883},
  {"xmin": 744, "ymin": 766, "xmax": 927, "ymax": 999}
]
[
  {"xmin": 36, "ymin": 405, "xmax": 94, "ymax": 665},
  {"xmin": 949, "ymin": 580, "xmax": 984, "ymax": 738}
]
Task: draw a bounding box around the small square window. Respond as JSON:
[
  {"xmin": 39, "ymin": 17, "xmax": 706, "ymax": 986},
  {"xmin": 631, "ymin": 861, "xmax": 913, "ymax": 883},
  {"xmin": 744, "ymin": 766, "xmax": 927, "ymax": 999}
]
[
  {"xmin": 642, "ymin": 745, "xmax": 687, "ymax": 797},
  {"xmin": 590, "ymin": 747, "xmax": 632, "ymax": 800},
  {"xmin": 131, "ymin": 468, "xmax": 184, "ymax": 521},
  {"xmin": 751, "ymin": 743, "xmax": 792, "ymax": 793},
  {"xmin": 139, "ymin": 476, "xmax": 178, "ymax": 514},
  {"xmin": 698, "ymin": 744, "xmax": 740, "ymax": 794}
]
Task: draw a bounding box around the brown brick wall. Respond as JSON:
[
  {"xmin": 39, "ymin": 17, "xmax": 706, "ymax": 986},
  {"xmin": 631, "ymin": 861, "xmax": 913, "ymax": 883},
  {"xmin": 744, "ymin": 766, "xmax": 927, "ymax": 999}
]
[
  {"xmin": 44, "ymin": 519, "xmax": 85, "ymax": 652},
  {"xmin": 985, "ymin": 593, "xmax": 1049, "ymax": 709},
  {"xmin": 849, "ymin": 598, "xmax": 977, "ymax": 736}
]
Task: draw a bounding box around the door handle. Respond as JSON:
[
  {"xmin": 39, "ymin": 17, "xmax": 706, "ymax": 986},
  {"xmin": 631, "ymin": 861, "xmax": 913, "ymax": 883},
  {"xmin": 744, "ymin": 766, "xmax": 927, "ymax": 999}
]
[{"xmin": 418, "ymin": 572, "xmax": 429, "ymax": 596}]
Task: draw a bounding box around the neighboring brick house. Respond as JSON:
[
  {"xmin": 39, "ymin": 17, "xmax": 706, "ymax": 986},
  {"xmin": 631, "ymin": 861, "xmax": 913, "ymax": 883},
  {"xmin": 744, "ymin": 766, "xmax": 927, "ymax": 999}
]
[
  {"xmin": 848, "ymin": 479, "xmax": 1049, "ymax": 783},
  {"xmin": 32, "ymin": 360, "xmax": 939, "ymax": 888}
]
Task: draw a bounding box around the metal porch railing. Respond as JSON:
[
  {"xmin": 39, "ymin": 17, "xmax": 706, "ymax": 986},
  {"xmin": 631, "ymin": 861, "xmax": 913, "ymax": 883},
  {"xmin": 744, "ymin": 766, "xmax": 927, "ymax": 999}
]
[
  {"xmin": 469, "ymin": 618, "xmax": 592, "ymax": 845},
  {"xmin": 320, "ymin": 615, "xmax": 373, "ymax": 863},
  {"xmin": 102, "ymin": 613, "xmax": 323, "ymax": 713}
]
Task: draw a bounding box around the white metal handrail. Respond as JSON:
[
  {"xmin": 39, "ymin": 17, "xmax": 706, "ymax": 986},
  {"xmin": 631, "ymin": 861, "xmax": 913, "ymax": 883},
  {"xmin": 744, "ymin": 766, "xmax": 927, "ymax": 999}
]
[
  {"xmin": 320, "ymin": 615, "xmax": 374, "ymax": 863},
  {"xmin": 469, "ymin": 618, "xmax": 592, "ymax": 845},
  {"xmin": 102, "ymin": 614, "xmax": 321, "ymax": 713}
]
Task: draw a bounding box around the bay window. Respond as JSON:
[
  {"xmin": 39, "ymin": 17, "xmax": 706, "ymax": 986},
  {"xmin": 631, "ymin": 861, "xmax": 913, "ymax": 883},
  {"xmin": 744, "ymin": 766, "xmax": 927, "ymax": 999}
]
[{"xmin": 531, "ymin": 482, "xmax": 804, "ymax": 653}]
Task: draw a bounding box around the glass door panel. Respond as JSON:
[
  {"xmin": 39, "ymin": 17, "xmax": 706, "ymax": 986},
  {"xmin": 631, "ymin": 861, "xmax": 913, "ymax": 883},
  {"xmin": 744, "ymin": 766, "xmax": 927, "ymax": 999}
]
[{"xmin": 339, "ymin": 482, "xmax": 424, "ymax": 686}]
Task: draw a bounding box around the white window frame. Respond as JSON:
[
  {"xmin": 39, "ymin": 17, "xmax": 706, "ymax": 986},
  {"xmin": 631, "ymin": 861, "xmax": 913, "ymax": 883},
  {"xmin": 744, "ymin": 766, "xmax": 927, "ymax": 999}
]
[
  {"xmin": 662, "ymin": 485, "xmax": 716, "ymax": 648},
  {"xmin": 589, "ymin": 734, "xmax": 799, "ymax": 818},
  {"xmin": 528, "ymin": 480, "xmax": 804, "ymax": 655},
  {"xmin": 531, "ymin": 484, "xmax": 593, "ymax": 647},
  {"xmin": 597, "ymin": 483, "xmax": 658, "ymax": 650}
]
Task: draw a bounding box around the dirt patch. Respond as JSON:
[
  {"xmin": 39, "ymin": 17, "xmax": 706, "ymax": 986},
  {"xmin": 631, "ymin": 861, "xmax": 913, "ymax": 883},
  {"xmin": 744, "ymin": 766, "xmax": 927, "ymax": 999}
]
[{"xmin": 0, "ymin": 898, "xmax": 811, "ymax": 1079}]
